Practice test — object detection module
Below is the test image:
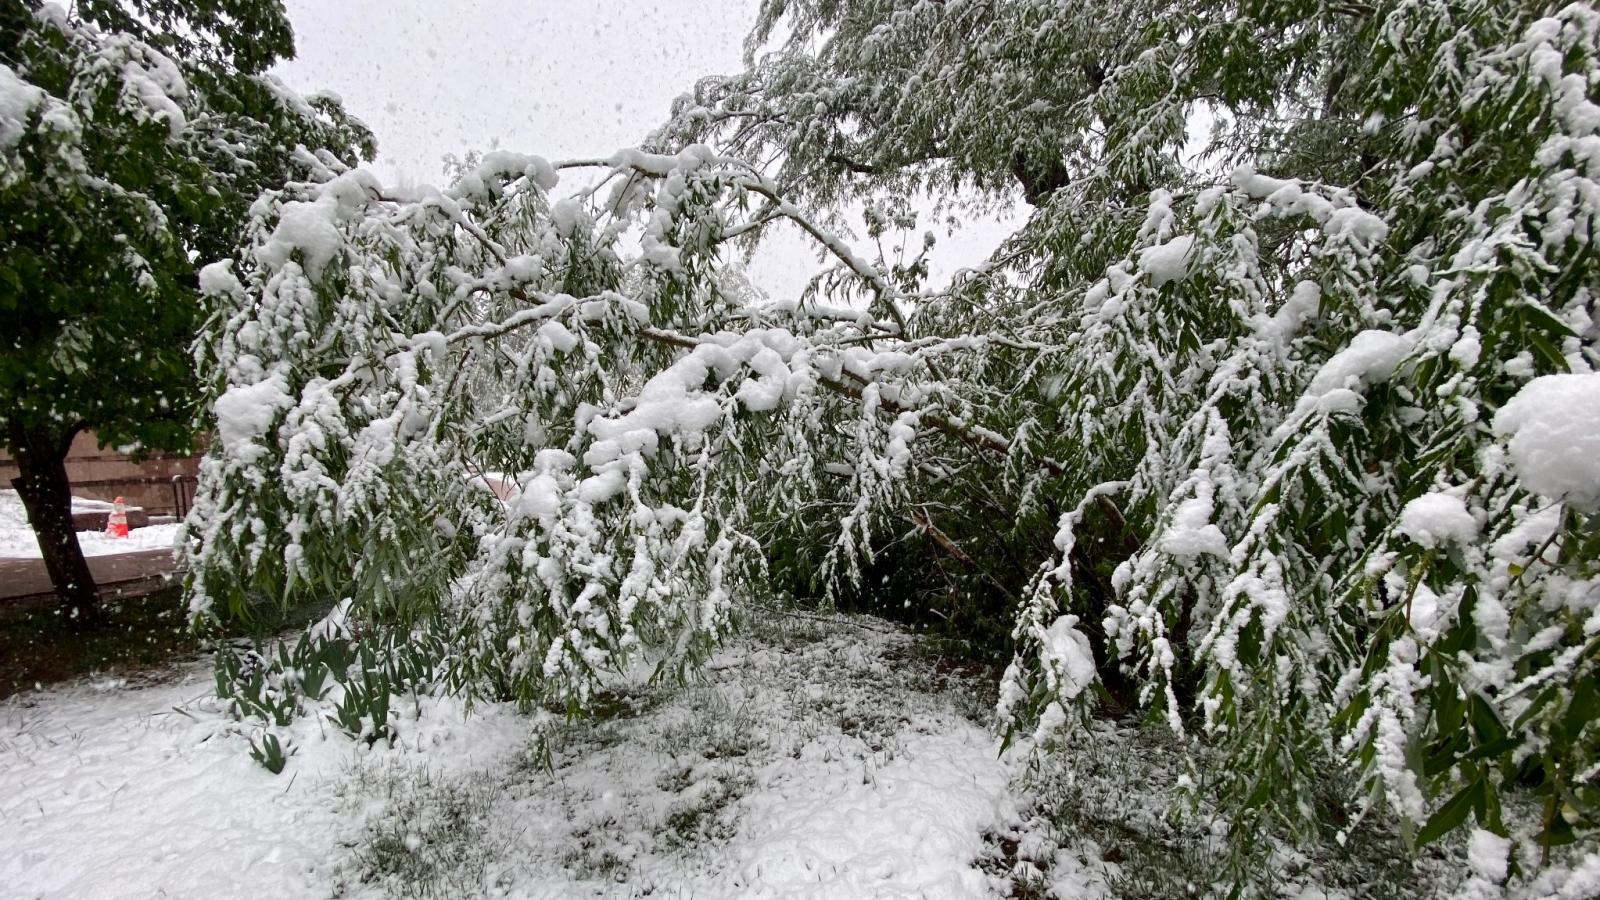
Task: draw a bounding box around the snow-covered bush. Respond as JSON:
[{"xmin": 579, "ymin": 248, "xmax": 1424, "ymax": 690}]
[
  {"xmin": 185, "ymin": 0, "xmax": 1600, "ymax": 888},
  {"xmin": 184, "ymin": 148, "xmax": 932, "ymax": 715}
]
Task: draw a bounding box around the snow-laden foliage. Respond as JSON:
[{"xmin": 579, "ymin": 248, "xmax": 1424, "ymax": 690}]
[
  {"xmin": 186, "ymin": 147, "xmax": 950, "ymax": 712},
  {"xmin": 1, "ymin": 0, "xmax": 372, "ymax": 450},
  {"xmin": 189, "ymin": 0, "xmax": 1600, "ymax": 887}
]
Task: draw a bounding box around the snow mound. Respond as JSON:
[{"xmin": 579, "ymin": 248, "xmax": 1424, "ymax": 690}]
[
  {"xmin": 1309, "ymin": 330, "xmax": 1414, "ymax": 396},
  {"xmin": 1493, "ymin": 372, "xmax": 1600, "ymax": 512},
  {"xmin": 0, "ymin": 63, "xmax": 45, "ymax": 149},
  {"xmin": 1040, "ymin": 615, "xmax": 1098, "ymax": 701},
  {"xmin": 213, "ymin": 374, "xmax": 294, "ymax": 465},
  {"xmin": 1137, "ymin": 233, "xmax": 1196, "ymax": 287},
  {"xmin": 1160, "ymin": 495, "xmax": 1229, "ymax": 558},
  {"xmin": 1397, "ymin": 492, "xmax": 1478, "ymax": 549},
  {"xmin": 1467, "ymin": 828, "xmax": 1511, "ymax": 883}
]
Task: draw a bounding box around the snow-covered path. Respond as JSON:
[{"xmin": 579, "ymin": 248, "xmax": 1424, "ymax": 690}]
[{"xmin": 0, "ymin": 614, "xmax": 1047, "ymax": 900}]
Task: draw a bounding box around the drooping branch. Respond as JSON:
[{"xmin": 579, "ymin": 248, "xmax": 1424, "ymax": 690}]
[{"xmin": 633, "ymin": 326, "xmax": 1061, "ymax": 477}]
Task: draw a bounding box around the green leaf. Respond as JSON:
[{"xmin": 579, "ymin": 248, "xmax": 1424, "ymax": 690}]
[
  {"xmin": 1471, "ymin": 695, "xmax": 1508, "ymax": 744},
  {"xmin": 1418, "ymin": 779, "xmax": 1482, "ymax": 847}
]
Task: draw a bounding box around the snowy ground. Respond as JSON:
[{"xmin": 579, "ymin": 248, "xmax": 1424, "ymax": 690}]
[
  {"xmin": 0, "ymin": 669, "xmax": 527, "ymax": 898},
  {"xmin": 464, "ymin": 615, "xmax": 1028, "ymax": 899},
  {"xmin": 0, "ymin": 609, "xmax": 1505, "ymax": 900},
  {"xmin": 0, "ymin": 612, "xmax": 1116, "ymax": 900},
  {"xmin": 0, "ymin": 489, "xmax": 181, "ymax": 558}
]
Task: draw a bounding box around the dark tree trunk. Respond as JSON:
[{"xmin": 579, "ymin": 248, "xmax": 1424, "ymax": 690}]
[
  {"xmin": 8, "ymin": 423, "xmax": 101, "ymax": 623},
  {"xmin": 1011, "ymin": 149, "xmax": 1073, "ymax": 206}
]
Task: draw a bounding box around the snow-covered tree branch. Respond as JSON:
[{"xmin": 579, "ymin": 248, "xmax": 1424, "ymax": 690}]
[{"xmin": 183, "ymin": 0, "xmax": 1600, "ymax": 885}]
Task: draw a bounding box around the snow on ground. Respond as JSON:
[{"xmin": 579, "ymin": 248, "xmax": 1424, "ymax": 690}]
[
  {"xmin": 460, "ymin": 614, "xmax": 1029, "ymax": 899},
  {"xmin": 0, "ymin": 607, "xmax": 1524, "ymax": 899},
  {"xmin": 0, "ymin": 489, "xmax": 181, "ymax": 558},
  {"xmin": 0, "ymin": 521, "xmax": 183, "ymax": 559},
  {"xmin": 0, "ymin": 612, "xmax": 1115, "ymax": 900},
  {"xmin": 0, "ymin": 662, "xmax": 528, "ymax": 899}
]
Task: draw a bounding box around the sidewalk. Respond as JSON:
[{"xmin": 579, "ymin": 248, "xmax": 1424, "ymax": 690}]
[{"xmin": 0, "ymin": 550, "xmax": 178, "ymax": 603}]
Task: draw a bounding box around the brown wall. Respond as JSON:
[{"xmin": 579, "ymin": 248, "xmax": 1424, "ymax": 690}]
[{"xmin": 0, "ymin": 432, "xmax": 202, "ymax": 517}]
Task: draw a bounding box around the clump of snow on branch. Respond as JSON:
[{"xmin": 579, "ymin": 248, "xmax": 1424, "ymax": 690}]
[{"xmin": 1493, "ymin": 373, "xmax": 1600, "ymax": 512}]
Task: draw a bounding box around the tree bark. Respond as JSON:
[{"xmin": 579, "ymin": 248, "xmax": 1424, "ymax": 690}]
[
  {"xmin": 1011, "ymin": 150, "xmax": 1073, "ymax": 206},
  {"xmin": 8, "ymin": 422, "xmax": 101, "ymax": 623}
]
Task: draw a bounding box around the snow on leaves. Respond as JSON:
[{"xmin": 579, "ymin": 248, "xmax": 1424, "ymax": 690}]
[
  {"xmin": 182, "ymin": 145, "xmax": 971, "ymax": 714},
  {"xmin": 184, "ymin": 0, "xmax": 1600, "ymax": 881}
]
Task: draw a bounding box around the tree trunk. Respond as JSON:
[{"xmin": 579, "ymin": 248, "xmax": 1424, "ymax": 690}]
[
  {"xmin": 1011, "ymin": 149, "xmax": 1073, "ymax": 206},
  {"xmin": 7, "ymin": 423, "xmax": 101, "ymax": 623}
]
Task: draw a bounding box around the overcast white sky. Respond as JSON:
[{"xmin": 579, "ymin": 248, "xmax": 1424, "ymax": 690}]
[
  {"xmin": 276, "ymin": 0, "xmax": 759, "ymax": 184},
  {"xmin": 273, "ymin": 0, "xmax": 1016, "ymax": 300}
]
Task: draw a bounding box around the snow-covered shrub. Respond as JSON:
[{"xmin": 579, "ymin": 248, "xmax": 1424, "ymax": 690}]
[
  {"xmin": 214, "ymin": 620, "xmax": 449, "ymax": 749},
  {"xmin": 184, "ymin": 0, "xmax": 1600, "ymax": 888}
]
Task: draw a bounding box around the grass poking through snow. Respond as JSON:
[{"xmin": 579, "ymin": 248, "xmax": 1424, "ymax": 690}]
[
  {"xmin": 4, "ymin": 603, "xmax": 1485, "ymax": 899},
  {"xmin": 334, "ymin": 608, "xmax": 1018, "ymax": 898}
]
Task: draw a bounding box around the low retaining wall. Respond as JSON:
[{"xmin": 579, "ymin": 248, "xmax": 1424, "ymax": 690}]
[{"xmin": 0, "ymin": 432, "xmax": 201, "ymax": 517}]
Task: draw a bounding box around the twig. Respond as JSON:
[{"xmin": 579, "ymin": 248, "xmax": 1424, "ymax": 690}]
[{"xmin": 747, "ymin": 603, "xmax": 902, "ymax": 634}]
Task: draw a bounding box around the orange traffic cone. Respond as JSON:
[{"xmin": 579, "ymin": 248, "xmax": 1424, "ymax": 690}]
[{"xmin": 105, "ymin": 496, "xmax": 129, "ymax": 538}]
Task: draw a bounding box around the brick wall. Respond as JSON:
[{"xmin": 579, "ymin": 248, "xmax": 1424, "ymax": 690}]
[{"xmin": 0, "ymin": 432, "xmax": 202, "ymax": 517}]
